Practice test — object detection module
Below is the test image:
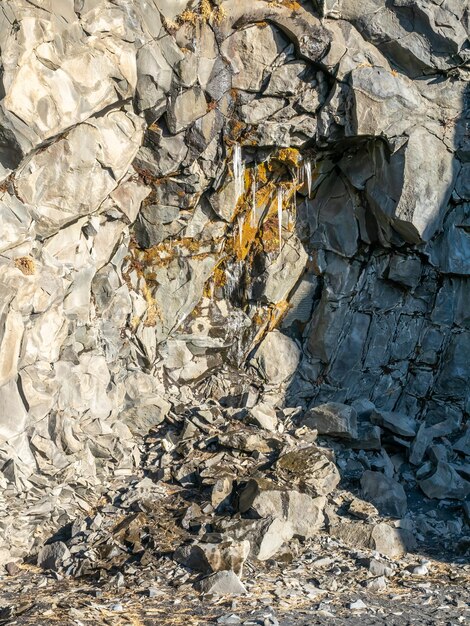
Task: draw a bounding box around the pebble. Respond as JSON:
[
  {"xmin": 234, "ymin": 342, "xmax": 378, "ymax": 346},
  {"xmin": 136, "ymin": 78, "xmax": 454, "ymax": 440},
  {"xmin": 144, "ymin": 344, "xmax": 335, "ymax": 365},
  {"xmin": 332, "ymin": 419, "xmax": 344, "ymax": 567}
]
[
  {"xmin": 410, "ymin": 564, "xmax": 429, "ymax": 576},
  {"xmin": 365, "ymin": 576, "xmax": 387, "ymax": 591},
  {"xmin": 217, "ymin": 614, "xmax": 241, "ymax": 624},
  {"xmin": 349, "ymin": 599, "xmax": 367, "ymax": 610},
  {"xmin": 110, "ymin": 603, "xmax": 123, "ymax": 612}
]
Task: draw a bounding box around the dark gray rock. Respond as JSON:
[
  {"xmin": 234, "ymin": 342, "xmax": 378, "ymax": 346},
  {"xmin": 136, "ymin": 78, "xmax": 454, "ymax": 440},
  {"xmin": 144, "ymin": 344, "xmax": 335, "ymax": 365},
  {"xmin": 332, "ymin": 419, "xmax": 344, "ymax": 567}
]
[
  {"xmin": 360, "ymin": 471, "xmax": 408, "ymax": 518},
  {"xmin": 418, "ymin": 462, "xmax": 470, "ymax": 500},
  {"xmin": 37, "ymin": 542, "xmax": 70, "ymax": 572},
  {"xmin": 302, "ymin": 403, "xmax": 358, "ymax": 440}
]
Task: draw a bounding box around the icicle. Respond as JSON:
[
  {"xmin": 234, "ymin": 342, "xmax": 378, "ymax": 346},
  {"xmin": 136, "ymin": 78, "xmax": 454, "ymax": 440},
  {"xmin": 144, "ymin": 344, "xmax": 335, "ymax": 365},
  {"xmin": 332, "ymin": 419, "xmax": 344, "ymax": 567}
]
[
  {"xmin": 237, "ymin": 214, "xmax": 243, "ymax": 247},
  {"xmin": 233, "ymin": 144, "xmax": 245, "ymax": 201},
  {"xmin": 304, "ymin": 160, "xmax": 312, "ymax": 197},
  {"xmin": 277, "ymin": 186, "xmax": 283, "ymax": 253},
  {"xmin": 290, "ymin": 170, "xmax": 299, "ymax": 228},
  {"xmin": 251, "ymin": 170, "xmax": 257, "ymax": 228}
]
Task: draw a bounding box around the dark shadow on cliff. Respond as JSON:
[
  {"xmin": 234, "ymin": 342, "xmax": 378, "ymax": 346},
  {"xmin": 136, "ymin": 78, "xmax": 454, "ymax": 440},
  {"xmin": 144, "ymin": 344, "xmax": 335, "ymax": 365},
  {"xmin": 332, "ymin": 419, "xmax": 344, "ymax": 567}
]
[{"xmin": 275, "ymin": 79, "xmax": 470, "ymax": 565}]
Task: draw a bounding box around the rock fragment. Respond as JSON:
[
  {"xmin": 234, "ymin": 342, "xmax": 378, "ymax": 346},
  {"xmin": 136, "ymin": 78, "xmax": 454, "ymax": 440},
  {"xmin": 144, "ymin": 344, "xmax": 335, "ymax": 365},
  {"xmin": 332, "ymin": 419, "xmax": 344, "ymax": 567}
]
[
  {"xmin": 37, "ymin": 542, "xmax": 70, "ymax": 572},
  {"xmin": 302, "ymin": 403, "xmax": 358, "ymax": 440},
  {"xmin": 360, "ymin": 471, "xmax": 408, "ymax": 518},
  {"xmin": 195, "ymin": 571, "xmax": 248, "ymax": 596}
]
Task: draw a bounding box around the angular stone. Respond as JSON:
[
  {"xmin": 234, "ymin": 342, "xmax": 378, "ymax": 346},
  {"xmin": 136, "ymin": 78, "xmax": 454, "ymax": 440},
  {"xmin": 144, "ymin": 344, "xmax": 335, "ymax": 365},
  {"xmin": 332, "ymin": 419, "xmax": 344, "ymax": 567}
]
[
  {"xmin": 16, "ymin": 111, "xmax": 144, "ymax": 236},
  {"xmin": 388, "ymin": 255, "xmax": 422, "ymax": 288},
  {"xmin": 37, "ymin": 541, "xmax": 70, "ymax": 572},
  {"xmin": 174, "ymin": 540, "xmax": 250, "ymax": 577},
  {"xmin": 360, "ymin": 471, "xmax": 408, "ymax": 518},
  {"xmin": 195, "ymin": 571, "xmax": 247, "ymax": 596},
  {"xmin": 264, "ymin": 62, "xmax": 309, "ymax": 97},
  {"xmin": 419, "ymin": 462, "xmax": 470, "ymax": 500},
  {"xmin": 166, "ymin": 86, "xmax": 207, "ymax": 134},
  {"xmin": 221, "ymin": 517, "xmax": 294, "ymax": 562},
  {"xmin": 370, "ymin": 409, "xmax": 418, "ymax": 438},
  {"xmin": 248, "ymin": 404, "xmax": 278, "ymax": 432},
  {"xmin": 302, "ymin": 403, "xmax": 358, "ymax": 440},
  {"xmin": 251, "ymin": 331, "xmax": 300, "ymax": 385},
  {"xmin": 365, "ymin": 127, "xmax": 456, "ymax": 244},
  {"xmin": 238, "ymin": 478, "xmax": 325, "ymax": 539},
  {"xmin": 330, "ymin": 520, "xmax": 412, "ymax": 558},
  {"xmin": 275, "ymin": 445, "xmax": 340, "ymax": 496},
  {"xmin": 370, "ymin": 523, "xmax": 413, "ymax": 559},
  {"xmin": 221, "ymin": 24, "xmax": 288, "ymax": 92}
]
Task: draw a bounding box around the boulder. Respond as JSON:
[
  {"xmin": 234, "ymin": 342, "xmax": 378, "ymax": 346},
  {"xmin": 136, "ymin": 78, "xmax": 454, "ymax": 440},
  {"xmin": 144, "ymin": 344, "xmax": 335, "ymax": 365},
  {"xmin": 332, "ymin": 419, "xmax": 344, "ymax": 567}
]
[
  {"xmin": 252, "ymin": 331, "xmax": 301, "ymax": 385},
  {"xmin": 174, "ymin": 540, "xmax": 250, "ymax": 577},
  {"xmin": 37, "ymin": 541, "xmax": 70, "ymax": 572},
  {"xmin": 302, "ymin": 403, "xmax": 358, "ymax": 440},
  {"xmin": 418, "ymin": 462, "xmax": 470, "ymax": 500},
  {"xmin": 360, "ymin": 471, "xmax": 408, "ymax": 518},
  {"xmin": 370, "ymin": 410, "xmax": 418, "ymax": 438},
  {"xmin": 275, "ymin": 445, "xmax": 340, "ymax": 496},
  {"xmin": 195, "ymin": 571, "xmax": 247, "ymax": 596},
  {"xmin": 239, "ymin": 478, "xmax": 325, "ymax": 539},
  {"xmin": 221, "ymin": 517, "xmax": 294, "ymax": 561}
]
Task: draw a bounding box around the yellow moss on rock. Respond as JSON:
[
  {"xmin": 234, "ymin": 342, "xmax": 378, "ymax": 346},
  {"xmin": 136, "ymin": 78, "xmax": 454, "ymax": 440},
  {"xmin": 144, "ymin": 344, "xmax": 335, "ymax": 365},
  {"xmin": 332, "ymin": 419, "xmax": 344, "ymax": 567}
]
[
  {"xmin": 276, "ymin": 147, "xmax": 301, "ymax": 168},
  {"xmin": 15, "ymin": 257, "xmax": 35, "ymax": 275},
  {"xmin": 178, "ymin": 0, "xmax": 226, "ymax": 25}
]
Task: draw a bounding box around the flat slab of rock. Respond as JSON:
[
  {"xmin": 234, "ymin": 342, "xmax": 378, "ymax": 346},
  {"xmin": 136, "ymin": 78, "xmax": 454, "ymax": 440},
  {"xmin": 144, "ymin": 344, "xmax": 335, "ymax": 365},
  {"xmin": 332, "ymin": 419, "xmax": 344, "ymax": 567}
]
[{"xmin": 370, "ymin": 409, "xmax": 418, "ymax": 438}]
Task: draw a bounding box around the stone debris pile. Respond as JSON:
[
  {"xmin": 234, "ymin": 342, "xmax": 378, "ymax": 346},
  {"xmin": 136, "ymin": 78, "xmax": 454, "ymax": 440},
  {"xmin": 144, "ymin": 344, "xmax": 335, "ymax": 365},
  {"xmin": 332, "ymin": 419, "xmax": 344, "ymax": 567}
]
[{"xmin": 14, "ymin": 392, "xmax": 467, "ymax": 602}]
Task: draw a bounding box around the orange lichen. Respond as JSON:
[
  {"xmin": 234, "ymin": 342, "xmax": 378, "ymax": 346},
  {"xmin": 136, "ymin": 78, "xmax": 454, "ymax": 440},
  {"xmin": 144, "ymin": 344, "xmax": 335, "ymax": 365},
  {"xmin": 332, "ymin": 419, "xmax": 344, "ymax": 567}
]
[
  {"xmin": 276, "ymin": 147, "xmax": 301, "ymax": 168},
  {"xmin": 14, "ymin": 257, "xmax": 35, "ymax": 275},
  {"xmin": 178, "ymin": 0, "xmax": 226, "ymax": 25}
]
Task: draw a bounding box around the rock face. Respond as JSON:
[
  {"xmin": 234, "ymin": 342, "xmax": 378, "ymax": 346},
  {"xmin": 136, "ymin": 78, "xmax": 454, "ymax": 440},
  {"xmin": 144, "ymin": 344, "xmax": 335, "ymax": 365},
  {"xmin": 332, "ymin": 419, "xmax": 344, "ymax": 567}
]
[{"xmin": 0, "ymin": 0, "xmax": 468, "ymax": 563}]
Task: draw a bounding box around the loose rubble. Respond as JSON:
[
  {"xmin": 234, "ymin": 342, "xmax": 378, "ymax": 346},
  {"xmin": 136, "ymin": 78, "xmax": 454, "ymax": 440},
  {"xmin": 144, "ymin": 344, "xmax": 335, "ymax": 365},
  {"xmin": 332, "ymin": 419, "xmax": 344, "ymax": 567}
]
[{"xmin": 0, "ymin": 0, "xmax": 468, "ymax": 622}]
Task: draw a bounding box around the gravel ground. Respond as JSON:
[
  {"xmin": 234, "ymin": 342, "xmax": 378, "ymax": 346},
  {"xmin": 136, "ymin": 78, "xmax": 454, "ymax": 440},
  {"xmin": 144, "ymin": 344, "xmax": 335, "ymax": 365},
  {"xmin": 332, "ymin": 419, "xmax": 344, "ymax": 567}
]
[{"xmin": 1, "ymin": 536, "xmax": 468, "ymax": 626}]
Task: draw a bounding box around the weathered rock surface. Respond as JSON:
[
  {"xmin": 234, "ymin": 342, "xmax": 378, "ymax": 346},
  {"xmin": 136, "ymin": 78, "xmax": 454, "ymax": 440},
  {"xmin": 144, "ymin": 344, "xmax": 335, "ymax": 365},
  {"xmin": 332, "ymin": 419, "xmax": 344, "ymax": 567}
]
[
  {"xmin": 360, "ymin": 471, "xmax": 408, "ymax": 519},
  {"xmin": 0, "ymin": 0, "xmax": 467, "ymax": 582}
]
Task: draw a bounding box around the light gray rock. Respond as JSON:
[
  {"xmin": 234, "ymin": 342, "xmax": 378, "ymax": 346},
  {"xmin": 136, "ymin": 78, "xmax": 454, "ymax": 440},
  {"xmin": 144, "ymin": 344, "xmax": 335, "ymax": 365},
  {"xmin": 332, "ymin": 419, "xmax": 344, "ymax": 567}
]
[
  {"xmin": 221, "ymin": 24, "xmax": 289, "ymax": 92},
  {"xmin": 174, "ymin": 540, "xmax": 250, "ymax": 577},
  {"xmin": 252, "ymin": 331, "xmax": 300, "ymax": 385},
  {"xmin": 221, "ymin": 517, "xmax": 295, "ymax": 562},
  {"xmin": 264, "ymin": 62, "xmax": 309, "ymax": 96},
  {"xmin": 365, "ymin": 126, "xmax": 457, "ymax": 244},
  {"xmin": 330, "ymin": 520, "xmax": 413, "ymax": 558},
  {"xmin": 16, "ymin": 110, "xmax": 144, "ymax": 236},
  {"xmin": 239, "ymin": 478, "xmax": 325, "ymax": 539},
  {"xmin": 166, "ymin": 86, "xmax": 207, "ymax": 134},
  {"xmin": 239, "ymin": 97, "xmax": 286, "ymax": 125},
  {"xmin": 248, "ymin": 404, "xmax": 278, "ymax": 432},
  {"xmin": 195, "ymin": 571, "xmax": 247, "ymax": 596}
]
